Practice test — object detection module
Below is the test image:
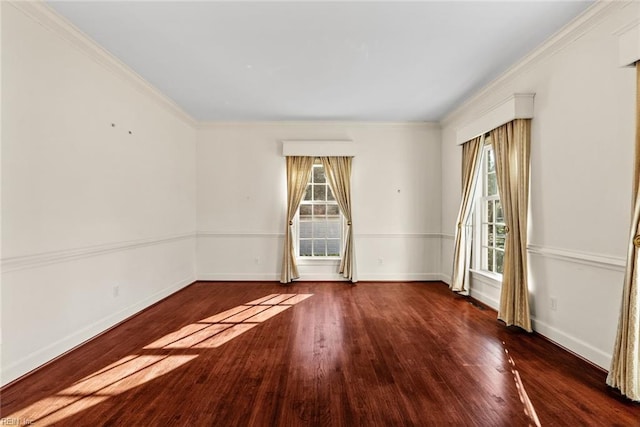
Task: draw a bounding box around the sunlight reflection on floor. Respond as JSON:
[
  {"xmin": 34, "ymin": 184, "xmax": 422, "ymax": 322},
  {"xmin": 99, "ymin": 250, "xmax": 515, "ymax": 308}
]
[
  {"xmin": 503, "ymin": 342, "xmax": 541, "ymax": 427},
  {"xmin": 7, "ymin": 293, "xmax": 313, "ymax": 426}
]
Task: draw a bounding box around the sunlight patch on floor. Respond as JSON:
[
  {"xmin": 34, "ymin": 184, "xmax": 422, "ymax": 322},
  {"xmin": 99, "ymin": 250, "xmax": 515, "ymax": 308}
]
[
  {"xmin": 6, "ymin": 293, "xmax": 313, "ymax": 426},
  {"xmin": 503, "ymin": 342, "xmax": 541, "ymax": 427},
  {"xmin": 9, "ymin": 355, "xmax": 196, "ymax": 426},
  {"xmin": 145, "ymin": 293, "xmax": 313, "ymax": 349}
]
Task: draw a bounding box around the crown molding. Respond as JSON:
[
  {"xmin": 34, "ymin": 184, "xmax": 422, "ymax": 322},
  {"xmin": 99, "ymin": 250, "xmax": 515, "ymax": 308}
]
[
  {"xmin": 197, "ymin": 121, "xmax": 440, "ymax": 130},
  {"xmin": 441, "ymin": 0, "xmax": 627, "ymax": 127},
  {"xmin": 9, "ymin": 1, "xmax": 197, "ymax": 128}
]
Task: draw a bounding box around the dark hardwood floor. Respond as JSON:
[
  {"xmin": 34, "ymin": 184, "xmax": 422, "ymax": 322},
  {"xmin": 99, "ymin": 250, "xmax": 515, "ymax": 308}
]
[{"xmin": 1, "ymin": 281, "xmax": 639, "ymax": 426}]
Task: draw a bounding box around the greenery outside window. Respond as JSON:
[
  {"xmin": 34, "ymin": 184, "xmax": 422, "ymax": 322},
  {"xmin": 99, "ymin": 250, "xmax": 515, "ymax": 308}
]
[
  {"xmin": 297, "ymin": 159, "xmax": 343, "ymax": 258},
  {"xmin": 474, "ymin": 139, "xmax": 505, "ymax": 275}
]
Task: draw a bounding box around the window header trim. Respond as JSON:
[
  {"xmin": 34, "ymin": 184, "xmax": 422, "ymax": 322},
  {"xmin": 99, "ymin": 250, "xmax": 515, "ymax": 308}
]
[
  {"xmin": 456, "ymin": 94, "xmax": 534, "ymax": 145},
  {"xmin": 282, "ymin": 140, "xmax": 356, "ymax": 157}
]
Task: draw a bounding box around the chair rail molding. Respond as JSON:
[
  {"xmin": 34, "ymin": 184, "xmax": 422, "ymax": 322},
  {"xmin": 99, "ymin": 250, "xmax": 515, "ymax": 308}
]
[
  {"xmin": 527, "ymin": 244, "xmax": 626, "ymax": 272},
  {"xmin": 197, "ymin": 231, "xmax": 284, "ymax": 238},
  {"xmin": 2, "ymin": 233, "xmax": 196, "ymax": 272}
]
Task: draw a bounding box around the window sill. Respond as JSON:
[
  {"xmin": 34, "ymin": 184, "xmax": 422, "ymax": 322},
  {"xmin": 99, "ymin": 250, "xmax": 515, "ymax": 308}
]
[
  {"xmin": 469, "ymin": 269, "xmax": 502, "ymax": 288},
  {"xmin": 296, "ymin": 257, "xmax": 341, "ymax": 266}
]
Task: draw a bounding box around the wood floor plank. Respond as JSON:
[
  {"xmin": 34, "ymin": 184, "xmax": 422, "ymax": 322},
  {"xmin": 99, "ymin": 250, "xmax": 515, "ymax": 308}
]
[{"xmin": 1, "ymin": 281, "xmax": 639, "ymax": 426}]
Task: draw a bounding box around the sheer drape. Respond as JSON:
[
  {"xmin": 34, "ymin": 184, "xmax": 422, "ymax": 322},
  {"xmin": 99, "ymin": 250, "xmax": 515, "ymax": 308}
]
[
  {"xmin": 321, "ymin": 156, "xmax": 357, "ymax": 282},
  {"xmin": 607, "ymin": 63, "xmax": 640, "ymax": 402},
  {"xmin": 491, "ymin": 119, "xmax": 532, "ymax": 332},
  {"xmin": 451, "ymin": 136, "xmax": 484, "ymax": 293},
  {"xmin": 280, "ymin": 156, "xmax": 314, "ymax": 284}
]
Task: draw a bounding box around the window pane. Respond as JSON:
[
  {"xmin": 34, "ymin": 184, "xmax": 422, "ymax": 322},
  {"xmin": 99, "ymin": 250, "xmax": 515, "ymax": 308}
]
[
  {"xmin": 296, "ymin": 165, "xmax": 344, "ymax": 259},
  {"xmin": 327, "ymin": 221, "xmax": 341, "ymax": 238},
  {"xmin": 477, "ymin": 145, "xmax": 504, "ymax": 276},
  {"xmin": 488, "ymin": 224, "xmax": 494, "ymax": 246},
  {"xmin": 313, "ymin": 240, "xmax": 326, "ymax": 256},
  {"xmin": 327, "ymin": 186, "xmax": 336, "ymax": 201},
  {"xmin": 496, "ymin": 250, "xmax": 504, "ymax": 274},
  {"xmin": 299, "ymin": 221, "xmax": 312, "ymax": 238},
  {"xmin": 327, "ymin": 239, "xmax": 341, "ymax": 256},
  {"xmin": 487, "ymin": 148, "xmax": 495, "ymax": 173},
  {"xmin": 313, "ymin": 166, "xmax": 326, "ymax": 183},
  {"xmin": 313, "ymin": 222, "xmax": 327, "ymax": 238},
  {"xmin": 313, "ymin": 204, "xmax": 326, "ymax": 216},
  {"xmin": 313, "ymin": 185, "xmax": 326, "ymax": 201},
  {"xmin": 327, "ymin": 205, "xmax": 340, "ymax": 217},
  {"xmin": 487, "ymin": 200, "xmax": 494, "ymax": 223},
  {"xmin": 487, "ymin": 173, "xmax": 497, "ymax": 196},
  {"xmin": 496, "ymin": 201, "xmax": 504, "ymax": 223},
  {"xmin": 299, "ymin": 240, "xmax": 312, "ymax": 256},
  {"xmin": 300, "ymin": 205, "xmax": 312, "ymax": 218},
  {"xmin": 496, "ymin": 225, "xmax": 506, "ymax": 249}
]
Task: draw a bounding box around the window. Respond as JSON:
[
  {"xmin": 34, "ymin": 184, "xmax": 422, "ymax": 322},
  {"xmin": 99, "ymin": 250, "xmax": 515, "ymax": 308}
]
[
  {"xmin": 297, "ymin": 159, "xmax": 343, "ymax": 258},
  {"xmin": 474, "ymin": 140, "xmax": 505, "ymax": 275}
]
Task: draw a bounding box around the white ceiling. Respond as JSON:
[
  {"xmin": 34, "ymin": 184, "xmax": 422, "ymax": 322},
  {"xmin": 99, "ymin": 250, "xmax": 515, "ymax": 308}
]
[{"xmin": 47, "ymin": 1, "xmax": 594, "ymax": 122}]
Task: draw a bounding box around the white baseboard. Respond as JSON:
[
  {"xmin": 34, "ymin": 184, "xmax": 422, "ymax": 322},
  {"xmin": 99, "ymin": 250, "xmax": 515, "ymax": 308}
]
[
  {"xmin": 1, "ymin": 275, "xmax": 196, "ymax": 386},
  {"xmin": 530, "ymin": 316, "xmax": 611, "ymax": 370},
  {"xmin": 294, "ymin": 274, "xmax": 350, "ymax": 281},
  {"xmin": 198, "ymin": 273, "xmax": 281, "ymax": 281},
  {"xmin": 356, "ymin": 273, "xmax": 442, "ymax": 282},
  {"xmin": 469, "ymin": 288, "xmax": 500, "ymax": 310},
  {"xmin": 438, "ymin": 273, "xmax": 452, "ymax": 285},
  {"xmin": 198, "ymin": 273, "xmax": 444, "ymax": 282}
]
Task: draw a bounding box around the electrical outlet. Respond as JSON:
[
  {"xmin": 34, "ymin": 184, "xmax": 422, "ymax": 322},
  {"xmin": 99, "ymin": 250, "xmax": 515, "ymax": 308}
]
[
  {"xmin": 113, "ymin": 285, "xmax": 120, "ymax": 298},
  {"xmin": 254, "ymin": 257, "xmax": 261, "ymax": 265},
  {"xmin": 550, "ymin": 297, "xmax": 557, "ymax": 311},
  {"xmin": 377, "ymin": 258, "xmax": 383, "ymax": 265}
]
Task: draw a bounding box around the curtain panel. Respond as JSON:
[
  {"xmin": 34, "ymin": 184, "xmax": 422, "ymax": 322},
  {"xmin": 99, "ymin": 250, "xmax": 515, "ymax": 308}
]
[
  {"xmin": 321, "ymin": 156, "xmax": 357, "ymax": 282},
  {"xmin": 491, "ymin": 119, "xmax": 532, "ymax": 332},
  {"xmin": 607, "ymin": 62, "xmax": 640, "ymax": 402},
  {"xmin": 280, "ymin": 156, "xmax": 314, "ymax": 283},
  {"xmin": 450, "ymin": 136, "xmax": 484, "ymax": 293}
]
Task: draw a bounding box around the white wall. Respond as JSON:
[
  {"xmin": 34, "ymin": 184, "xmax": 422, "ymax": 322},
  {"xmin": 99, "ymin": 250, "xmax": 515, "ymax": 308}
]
[
  {"xmin": 197, "ymin": 122, "xmax": 442, "ymax": 281},
  {"xmin": 440, "ymin": 2, "xmax": 638, "ymax": 368},
  {"xmin": 5, "ymin": 0, "xmax": 632, "ymax": 389},
  {"xmin": 1, "ymin": 3, "xmax": 197, "ymax": 385}
]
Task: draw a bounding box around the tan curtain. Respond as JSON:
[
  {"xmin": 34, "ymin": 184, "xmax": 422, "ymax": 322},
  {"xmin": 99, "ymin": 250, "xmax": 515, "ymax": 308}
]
[
  {"xmin": 280, "ymin": 156, "xmax": 314, "ymax": 283},
  {"xmin": 607, "ymin": 62, "xmax": 640, "ymax": 402},
  {"xmin": 491, "ymin": 119, "xmax": 532, "ymax": 332},
  {"xmin": 321, "ymin": 156, "xmax": 357, "ymax": 282},
  {"xmin": 450, "ymin": 136, "xmax": 484, "ymax": 293}
]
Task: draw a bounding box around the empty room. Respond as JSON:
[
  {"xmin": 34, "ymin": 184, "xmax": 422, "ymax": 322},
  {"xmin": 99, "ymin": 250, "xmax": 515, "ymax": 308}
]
[{"xmin": 2, "ymin": 0, "xmax": 640, "ymax": 425}]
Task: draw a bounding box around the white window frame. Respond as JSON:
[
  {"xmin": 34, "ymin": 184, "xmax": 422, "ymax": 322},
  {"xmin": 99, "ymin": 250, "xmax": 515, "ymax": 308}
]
[
  {"xmin": 472, "ymin": 138, "xmax": 505, "ymax": 281},
  {"xmin": 294, "ymin": 160, "xmax": 344, "ymax": 260}
]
